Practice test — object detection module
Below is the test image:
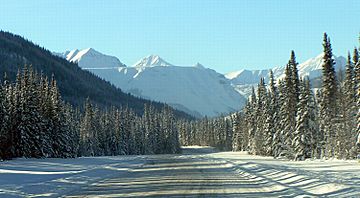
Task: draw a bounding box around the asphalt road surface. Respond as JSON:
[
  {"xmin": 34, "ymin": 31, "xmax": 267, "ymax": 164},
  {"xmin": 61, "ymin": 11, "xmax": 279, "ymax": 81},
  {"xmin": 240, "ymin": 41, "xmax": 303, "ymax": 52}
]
[{"xmin": 66, "ymin": 147, "xmax": 359, "ymax": 198}]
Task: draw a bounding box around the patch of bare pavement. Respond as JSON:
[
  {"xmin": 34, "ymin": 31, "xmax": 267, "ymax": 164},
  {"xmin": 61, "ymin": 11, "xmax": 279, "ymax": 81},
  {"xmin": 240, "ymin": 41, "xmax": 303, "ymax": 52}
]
[{"xmin": 66, "ymin": 147, "xmax": 360, "ymax": 198}]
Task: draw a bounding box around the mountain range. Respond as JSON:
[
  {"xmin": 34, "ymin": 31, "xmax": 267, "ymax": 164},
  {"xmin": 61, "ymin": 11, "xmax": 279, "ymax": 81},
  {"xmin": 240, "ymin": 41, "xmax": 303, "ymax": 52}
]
[
  {"xmin": 0, "ymin": 31, "xmax": 191, "ymax": 119},
  {"xmin": 225, "ymin": 53, "xmax": 346, "ymax": 98},
  {"xmin": 54, "ymin": 48, "xmax": 346, "ymax": 117},
  {"xmin": 56, "ymin": 50, "xmax": 246, "ymax": 117}
]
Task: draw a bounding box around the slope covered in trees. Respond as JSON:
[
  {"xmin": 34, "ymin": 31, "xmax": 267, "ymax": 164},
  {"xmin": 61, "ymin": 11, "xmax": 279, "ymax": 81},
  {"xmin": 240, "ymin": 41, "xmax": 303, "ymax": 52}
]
[
  {"xmin": 0, "ymin": 66, "xmax": 181, "ymax": 159},
  {"xmin": 0, "ymin": 31, "xmax": 191, "ymax": 119},
  {"xmin": 180, "ymin": 33, "xmax": 360, "ymax": 160}
]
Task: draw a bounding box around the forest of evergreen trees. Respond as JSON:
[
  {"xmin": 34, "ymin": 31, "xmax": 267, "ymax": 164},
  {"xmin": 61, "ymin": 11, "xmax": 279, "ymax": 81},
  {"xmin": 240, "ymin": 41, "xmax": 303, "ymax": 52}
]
[
  {"xmin": 180, "ymin": 33, "xmax": 360, "ymax": 160},
  {"xmin": 0, "ymin": 66, "xmax": 181, "ymax": 160},
  {"xmin": 1, "ymin": 33, "xmax": 359, "ymax": 161}
]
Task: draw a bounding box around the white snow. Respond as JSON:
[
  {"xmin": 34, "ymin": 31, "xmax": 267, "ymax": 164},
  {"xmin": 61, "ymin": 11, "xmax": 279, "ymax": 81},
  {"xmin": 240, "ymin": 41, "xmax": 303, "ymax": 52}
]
[
  {"xmin": 53, "ymin": 50, "xmax": 246, "ymax": 117},
  {"xmin": 133, "ymin": 54, "xmax": 173, "ymax": 67},
  {"xmin": 87, "ymin": 64, "xmax": 246, "ymax": 117},
  {"xmin": 226, "ymin": 53, "xmax": 346, "ymax": 84},
  {"xmin": 225, "ymin": 66, "xmax": 284, "ymax": 85},
  {"xmin": 54, "ymin": 48, "xmax": 126, "ymax": 69},
  {"xmin": 210, "ymin": 151, "xmax": 360, "ymax": 196},
  {"xmin": 226, "ymin": 53, "xmax": 346, "ymax": 96},
  {"xmin": 53, "ymin": 49, "xmax": 347, "ymax": 117},
  {"xmin": 1, "ymin": 148, "xmax": 359, "ymax": 197},
  {"xmin": 276, "ymin": 53, "xmax": 346, "ymax": 80},
  {"xmin": 0, "ymin": 156, "xmax": 145, "ymax": 197}
]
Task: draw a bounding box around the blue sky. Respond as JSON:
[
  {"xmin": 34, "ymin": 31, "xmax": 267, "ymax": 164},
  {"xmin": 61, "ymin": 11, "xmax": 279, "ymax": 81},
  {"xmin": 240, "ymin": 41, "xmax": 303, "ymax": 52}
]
[{"xmin": 0, "ymin": 0, "xmax": 359, "ymax": 73}]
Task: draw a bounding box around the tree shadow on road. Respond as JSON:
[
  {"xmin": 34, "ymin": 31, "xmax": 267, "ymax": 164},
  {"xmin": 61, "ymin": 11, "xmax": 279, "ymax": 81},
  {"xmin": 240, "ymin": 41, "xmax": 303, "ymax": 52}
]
[{"xmin": 66, "ymin": 152, "xmax": 360, "ymax": 198}]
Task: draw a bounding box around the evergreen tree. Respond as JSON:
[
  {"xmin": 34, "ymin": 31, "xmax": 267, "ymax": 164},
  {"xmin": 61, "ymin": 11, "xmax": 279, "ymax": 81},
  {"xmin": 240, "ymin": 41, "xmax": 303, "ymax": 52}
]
[
  {"xmin": 357, "ymin": 83, "xmax": 360, "ymax": 156},
  {"xmin": 293, "ymin": 79, "xmax": 316, "ymax": 160},
  {"xmin": 354, "ymin": 47, "xmax": 359, "ymax": 90},
  {"xmin": 247, "ymin": 87, "xmax": 257, "ymax": 153},
  {"xmin": 263, "ymin": 93, "xmax": 274, "ymax": 156},
  {"xmin": 272, "ymin": 79, "xmax": 285, "ymax": 158},
  {"xmin": 0, "ymin": 66, "xmax": 185, "ymax": 159},
  {"xmin": 253, "ymin": 78, "xmax": 267, "ymax": 155},
  {"xmin": 17, "ymin": 66, "xmax": 46, "ymax": 157},
  {"xmin": 278, "ymin": 51, "xmax": 301, "ymax": 159},
  {"xmin": 143, "ymin": 104, "xmax": 157, "ymax": 154},
  {"xmin": 49, "ymin": 76, "xmax": 73, "ymax": 157},
  {"xmin": 356, "ymin": 35, "xmax": 360, "ymax": 157},
  {"xmin": 320, "ymin": 33, "xmax": 338, "ymax": 158},
  {"xmin": 38, "ymin": 74, "xmax": 54, "ymax": 157},
  {"xmin": 232, "ymin": 112, "xmax": 242, "ymax": 151},
  {"xmin": 105, "ymin": 108, "xmax": 118, "ymax": 155},
  {"xmin": 79, "ymin": 99, "xmax": 96, "ymax": 156},
  {"xmin": 277, "ymin": 80, "xmax": 291, "ymax": 158},
  {"xmin": 264, "ymin": 70, "xmax": 279, "ymax": 156},
  {"xmin": 342, "ymin": 53, "xmax": 357, "ymax": 158},
  {"xmin": 0, "ymin": 78, "xmax": 7, "ymax": 159},
  {"xmin": 223, "ymin": 118, "xmax": 232, "ymax": 151},
  {"xmin": 0, "ymin": 73, "xmax": 12, "ymax": 159},
  {"xmin": 290, "ymin": 51, "xmax": 300, "ymax": 101}
]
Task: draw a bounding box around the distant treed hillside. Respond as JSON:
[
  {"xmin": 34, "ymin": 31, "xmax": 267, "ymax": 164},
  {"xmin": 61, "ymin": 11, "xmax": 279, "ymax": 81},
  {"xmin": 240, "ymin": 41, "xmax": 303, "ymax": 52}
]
[{"xmin": 0, "ymin": 31, "xmax": 191, "ymax": 119}]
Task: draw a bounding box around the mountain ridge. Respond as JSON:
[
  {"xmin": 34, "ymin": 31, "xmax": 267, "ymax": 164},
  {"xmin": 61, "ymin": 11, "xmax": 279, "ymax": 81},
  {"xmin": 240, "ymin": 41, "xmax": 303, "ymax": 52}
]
[
  {"xmin": 54, "ymin": 48, "xmax": 126, "ymax": 69},
  {"xmin": 0, "ymin": 31, "xmax": 191, "ymax": 119},
  {"xmin": 133, "ymin": 54, "xmax": 172, "ymax": 67},
  {"xmin": 54, "ymin": 48, "xmax": 347, "ymax": 117},
  {"xmin": 225, "ymin": 53, "xmax": 346, "ymax": 84}
]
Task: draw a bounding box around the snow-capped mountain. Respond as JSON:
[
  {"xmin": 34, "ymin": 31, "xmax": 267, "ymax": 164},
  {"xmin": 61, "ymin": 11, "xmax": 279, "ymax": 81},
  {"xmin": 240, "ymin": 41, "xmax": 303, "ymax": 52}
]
[
  {"xmin": 55, "ymin": 48, "xmax": 346, "ymax": 117},
  {"xmin": 133, "ymin": 55, "xmax": 173, "ymax": 67},
  {"xmin": 55, "ymin": 49, "xmax": 246, "ymax": 117},
  {"xmin": 226, "ymin": 53, "xmax": 346, "ymax": 85},
  {"xmin": 225, "ymin": 67, "xmax": 284, "ymax": 85},
  {"xmin": 225, "ymin": 53, "xmax": 346, "ymax": 98},
  {"xmin": 54, "ymin": 48, "xmax": 126, "ymax": 68},
  {"xmin": 93, "ymin": 63, "xmax": 245, "ymax": 117}
]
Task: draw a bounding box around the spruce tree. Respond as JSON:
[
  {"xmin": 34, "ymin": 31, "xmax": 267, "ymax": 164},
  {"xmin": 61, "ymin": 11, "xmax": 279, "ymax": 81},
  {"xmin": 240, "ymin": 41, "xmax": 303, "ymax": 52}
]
[
  {"xmin": 320, "ymin": 33, "xmax": 338, "ymax": 158},
  {"xmin": 354, "ymin": 47, "xmax": 359, "ymax": 90},
  {"xmin": 290, "ymin": 51, "xmax": 300, "ymax": 101},
  {"xmin": 79, "ymin": 99, "xmax": 96, "ymax": 156},
  {"xmin": 253, "ymin": 78, "xmax": 267, "ymax": 155},
  {"xmin": 355, "ymin": 73, "xmax": 360, "ymax": 155},
  {"xmin": 293, "ymin": 79, "xmax": 315, "ymax": 160},
  {"xmin": 357, "ymin": 85, "xmax": 360, "ymax": 156},
  {"xmin": 263, "ymin": 93, "xmax": 274, "ymax": 156},
  {"xmin": 247, "ymin": 87, "xmax": 257, "ymax": 153},
  {"xmin": 307, "ymin": 81, "xmax": 320, "ymax": 159},
  {"xmin": 343, "ymin": 53, "xmax": 357, "ymax": 158},
  {"xmin": 49, "ymin": 76, "xmax": 72, "ymax": 157},
  {"xmin": 232, "ymin": 112, "xmax": 242, "ymax": 151},
  {"xmin": 356, "ymin": 35, "xmax": 360, "ymax": 157},
  {"xmin": 277, "ymin": 79, "xmax": 292, "ymax": 158},
  {"xmin": 272, "ymin": 79, "xmax": 286, "ymax": 158},
  {"xmin": 0, "ymin": 79, "xmax": 6, "ymax": 159},
  {"xmin": 16, "ymin": 66, "xmax": 46, "ymax": 157},
  {"xmin": 0, "ymin": 74, "xmax": 14, "ymax": 159},
  {"xmin": 279, "ymin": 51, "xmax": 300, "ymax": 159},
  {"xmin": 265, "ymin": 70, "xmax": 279, "ymax": 156}
]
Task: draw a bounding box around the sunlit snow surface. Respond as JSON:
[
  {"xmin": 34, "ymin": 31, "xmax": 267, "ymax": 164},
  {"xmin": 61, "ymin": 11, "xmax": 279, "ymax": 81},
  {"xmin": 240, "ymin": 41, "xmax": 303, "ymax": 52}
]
[
  {"xmin": 0, "ymin": 147, "xmax": 359, "ymax": 197},
  {"xmin": 87, "ymin": 66, "xmax": 246, "ymax": 117},
  {"xmin": 225, "ymin": 53, "xmax": 346, "ymax": 85},
  {"xmin": 54, "ymin": 49, "xmax": 246, "ymax": 117}
]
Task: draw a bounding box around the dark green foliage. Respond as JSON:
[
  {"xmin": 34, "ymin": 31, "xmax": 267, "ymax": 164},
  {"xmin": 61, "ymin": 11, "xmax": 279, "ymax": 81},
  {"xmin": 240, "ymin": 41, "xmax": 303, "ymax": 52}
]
[
  {"xmin": 0, "ymin": 67, "xmax": 182, "ymax": 160},
  {"xmin": 319, "ymin": 33, "xmax": 339, "ymax": 158},
  {"xmin": 178, "ymin": 33, "xmax": 359, "ymax": 160},
  {"xmin": 293, "ymin": 79, "xmax": 317, "ymax": 160},
  {"xmin": 0, "ymin": 31, "xmax": 191, "ymax": 119}
]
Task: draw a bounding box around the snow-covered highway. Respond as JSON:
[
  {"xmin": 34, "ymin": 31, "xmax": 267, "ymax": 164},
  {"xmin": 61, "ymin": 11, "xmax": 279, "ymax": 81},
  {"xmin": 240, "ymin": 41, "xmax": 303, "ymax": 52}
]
[{"xmin": 0, "ymin": 147, "xmax": 359, "ymax": 197}]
